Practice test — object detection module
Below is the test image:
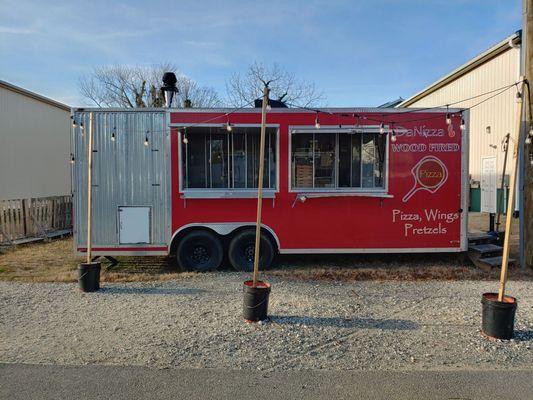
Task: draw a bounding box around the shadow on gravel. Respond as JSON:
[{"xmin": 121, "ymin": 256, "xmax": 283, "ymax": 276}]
[
  {"xmin": 270, "ymin": 316, "xmax": 419, "ymax": 330},
  {"xmin": 100, "ymin": 286, "xmax": 205, "ymax": 296},
  {"xmin": 513, "ymin": 330, "xmax": 533, "ymax": 342}
]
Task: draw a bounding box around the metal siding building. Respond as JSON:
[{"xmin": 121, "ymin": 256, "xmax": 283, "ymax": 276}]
[
  {"xmin": 0, "ymin": 80, "xmax": 71, "ymax": 200},
  {"xmin": 398, "ymin": 33, "xmax": 521, "ymax": 211}
]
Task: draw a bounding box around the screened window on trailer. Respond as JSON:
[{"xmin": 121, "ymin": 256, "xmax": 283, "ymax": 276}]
[
  {"xmin": 181, "ymin": 127, "xmax": 277, "ymax": 189},
  {"xmin": 291, "ymin": 131, "xmax": 386, "ymax": 189}
]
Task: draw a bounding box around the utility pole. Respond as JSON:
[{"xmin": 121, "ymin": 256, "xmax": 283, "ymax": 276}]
[{"xmin": 523, "ymin": 0, "xmax": 533, "ymax": 269}]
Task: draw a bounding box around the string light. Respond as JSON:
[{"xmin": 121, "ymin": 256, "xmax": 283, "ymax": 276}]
[
  {"xmin": 144, "ymin": 131, "xmax": 149, "ymax": 146},
  {"xmin": 182, "ymin": 129, "xmax": 189, "ymax": 144},
  {"xmin": 80, "ymin": 122, "xmax": 84, "ymax": 136},
  {"xmin": 379, "ymin": 122, "xmax": 385, "ymax": 135},
  {"xmin": 72, "ymin": 119, "xmax": 77, "ymax": 128},
  {"xmin": 525, "ymin": 125, "xmax": 532, "ymax": 144},
  {"xmin": 315, "ymin": 112, "xmax": 320, "ymax": 129},
  {"xmin": 390, "ymin": 125, "xmax": 397, "ymax": 142},
  {"xmin": 460, "ymin": 119, "xmax": 466, "ymax": 131},
  {"xmin": 70, "ymin": 154, "xmax": 75, "ymax": 164},
  {"xmin": 446, "ymin": 113, "xmax": 451, "ymax": 125},
  {"xmin": 111, "ymin": 127, "xmax": 116, "ymax": 142}
]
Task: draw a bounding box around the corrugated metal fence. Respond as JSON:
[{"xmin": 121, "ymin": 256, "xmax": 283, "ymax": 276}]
[{"xmin": 0, "ymin": 195, "xmax": 72, "ymax": 244}]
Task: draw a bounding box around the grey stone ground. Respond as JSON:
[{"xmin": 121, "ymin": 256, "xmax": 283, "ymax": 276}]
[{"xmin": 1, "ymin": 274, "xmax": 532, "ymax": 371}]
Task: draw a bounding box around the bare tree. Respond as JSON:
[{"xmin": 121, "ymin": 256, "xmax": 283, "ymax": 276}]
[
  {"xmin": 79, "ymin": 63, "xmax": 221, "ymax": 108},
  {"xmin": 225, "ymin": 62, "xmax": 326, "ymax": 108}
]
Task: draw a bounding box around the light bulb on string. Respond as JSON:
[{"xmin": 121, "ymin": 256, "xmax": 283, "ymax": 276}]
[
  {"xmin": 446, "ymin": 113, "xmax": 451, "ymax": 125},
  {"xmin": 70, "ymin": 154, "xmax": 75, "ymax": 164},
  {"xmin": 315, "ymin": 112, "xmax": 320, "ymax": 129},
  {"xmin": 460, "ymin": 119, "xmax": 466, "ymax": 131},
  {"xmin": 72, "ymin": 119, "xmax": 77, "ymax": 128},
  {"xmin": 379, "ymin": 123, "xmax": 385, "ymax": 135},
  {"xmin": 182, "ymin": 129, "xmax": 189, "ymax": 144},
  {"xmin": 526, "ymin": 136, "xmax": 532, "ymax": 145},
  {"xmin": 80, "ymin": 122, "xmax": 84, "ymax": 136},
  {"xmin": 390, "ymin": 125, "xmax": 397, "ymax": 142},
  {"xmin": 144, "ymin": 131, "xmax": 149, "ymax": 147},
  {"xmin": 111, "ymin": 127, "xmax": 116, "ymax": 142}
]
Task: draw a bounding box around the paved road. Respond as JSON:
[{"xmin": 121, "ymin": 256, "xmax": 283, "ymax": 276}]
[{"xmin": 1, "ymin": 363, "xmax": 532, "ymax": 400}]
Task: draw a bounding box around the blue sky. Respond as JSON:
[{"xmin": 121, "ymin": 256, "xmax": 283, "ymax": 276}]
[{"xmin": 0, "ymin": 0, "xmax": 522, "ymax": 107}]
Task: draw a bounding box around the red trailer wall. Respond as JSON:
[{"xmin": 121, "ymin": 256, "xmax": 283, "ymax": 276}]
[{"xmin": 169, "ymin": 111, "xmax": 466, "ymax": 252}]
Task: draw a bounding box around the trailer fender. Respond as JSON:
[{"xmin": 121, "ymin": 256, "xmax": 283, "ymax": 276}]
[{"xmin": 168, "ymin": 223, "xmax": 280, "ymax": 254}]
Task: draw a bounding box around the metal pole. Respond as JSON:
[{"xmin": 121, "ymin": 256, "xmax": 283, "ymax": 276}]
[
  {"xmin": 498, "ymin": 80, "xmax": 524, "ymax": 301},
  {"xmin": 252, "ymin": 86, "xmax": 270, "ymax": 288},
  {"xmin": 86, "ymin": 112, "xmax": 94, "ymax": 264},
  {"xmin": 495, "ymin": 133, "xmax": 510, "ymax": 232}
]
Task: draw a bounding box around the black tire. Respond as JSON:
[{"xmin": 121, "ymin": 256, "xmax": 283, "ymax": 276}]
[
  {"xmin": 228, "ymin": 230, "xmax": 275, "ymax": 272},
  {"xmin": 176, "ymin": 230, "xmax": 223, "ymax": 272}
]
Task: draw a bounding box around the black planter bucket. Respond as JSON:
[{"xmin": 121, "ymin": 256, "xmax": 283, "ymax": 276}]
[
  {"xmin": 243, "ymin": 280, "xmax": 271, "ymax": 322},
  {"xmin": 78, "ymin": 262, "xmax": 101, "ymax": 292},
  {"xmin": 481, "ymin": 292, "xmax": 517, "ymax": 340}
]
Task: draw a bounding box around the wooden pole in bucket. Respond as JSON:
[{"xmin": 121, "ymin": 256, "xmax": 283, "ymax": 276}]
[
  {"xmin": 86, "ymin": 112, "xmax": 94, "ymax": 264},
  {"xmin": 252, "ymin": 85, "xmax": 270, "ymax": 288},
  {"xmin": 498, "ymin": 79, "xmax": 524, "ymax": 301}
]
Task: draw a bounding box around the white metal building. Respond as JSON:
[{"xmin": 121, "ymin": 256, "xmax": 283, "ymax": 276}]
[
  {"xmin": 0, "ymin": 80, "xmax": 71, "ymax": 200},
  {"xmin": 398, "ymin": 32, "xmax": 521, "ymax": 212}
]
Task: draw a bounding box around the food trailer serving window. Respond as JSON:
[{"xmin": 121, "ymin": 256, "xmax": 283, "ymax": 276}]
[
  {"xmin": 291, "ymin": 128, "xmax": 386, "ymax": 191},
  {"xmin": 181, "ymin": 126, "xmax": 277, "ymax": 190}
]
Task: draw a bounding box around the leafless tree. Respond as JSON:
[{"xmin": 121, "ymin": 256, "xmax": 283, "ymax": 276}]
[
  {"xmin": 225, "ymin": 62, "xmax": 326, "ymax": 108},
  {"xmin": 79, "ymin": 63, "xmax": 221, "ymax": 108}
]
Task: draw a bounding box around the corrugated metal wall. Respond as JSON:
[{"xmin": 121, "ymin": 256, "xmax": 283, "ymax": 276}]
[
  {"xmin": 0, "ymin": 86, "xmax": 70, "ymax": 199},
  {"xmin": 73, "ymin": 110, "xmax": 170, "ymax": 248},
  {"xmin": 405, "ymin": 47, "xmax": 520, "ymax": 183}
]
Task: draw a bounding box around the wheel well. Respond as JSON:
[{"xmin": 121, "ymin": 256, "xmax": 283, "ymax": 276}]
[
  {"xmin": 169, "ymin": 225, "xmax": 279, "ymax": 256},
  {"xmin": 169, "ymin": 227, "xmax": 220, "ymax": 256},
  {"xmin": 228, "ymin": 226, "xmax": 279, "ymax": 254}
]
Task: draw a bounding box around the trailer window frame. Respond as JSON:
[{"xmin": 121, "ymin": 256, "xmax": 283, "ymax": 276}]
[
  {"xmin": 288, "ymin": 126, "xmax": 389, "ymax": 194},
  {"xmin": 177, "ymin": 124, "xmax": 280, "ymax": 199}
]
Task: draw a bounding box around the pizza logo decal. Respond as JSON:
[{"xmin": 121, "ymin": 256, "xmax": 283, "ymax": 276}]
[{"xmin": 402, "ymin": 156, "xmax": 448, "ymax": 203}]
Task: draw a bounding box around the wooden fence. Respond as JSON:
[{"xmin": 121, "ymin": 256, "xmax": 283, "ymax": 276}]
[{"xmin": 0, "ymin": 196, "xmax": 72, "ymax": 245}]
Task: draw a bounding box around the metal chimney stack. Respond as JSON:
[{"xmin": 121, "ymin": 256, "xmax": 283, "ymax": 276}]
[{"xmin": 161, "ymin": 72, "xmax": 178, "ymax": 108}]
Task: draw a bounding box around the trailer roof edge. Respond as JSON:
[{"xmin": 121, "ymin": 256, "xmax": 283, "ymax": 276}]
[{"xmin": 72, "ymin": 107, "xmax": 464, "ymax": 113}]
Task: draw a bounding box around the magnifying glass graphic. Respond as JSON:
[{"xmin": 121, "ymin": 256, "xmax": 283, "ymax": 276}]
[{"xmin": 402, "ymin": 155, "xmax": 448, "ymax": 203}]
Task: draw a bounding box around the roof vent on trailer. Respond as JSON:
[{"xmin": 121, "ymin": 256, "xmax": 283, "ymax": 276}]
[{"xmin": 161, "ymin": 72, "xmax": 178, "ymax": 108}]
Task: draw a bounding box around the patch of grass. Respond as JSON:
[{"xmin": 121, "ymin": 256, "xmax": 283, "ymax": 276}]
[
  {"xmin": 0, "ymin": 237, "xmax": 196, "ymax": 283},
  {"xmin": 1, "ymin": 235, "xmax": 531, "ymax": 284}
]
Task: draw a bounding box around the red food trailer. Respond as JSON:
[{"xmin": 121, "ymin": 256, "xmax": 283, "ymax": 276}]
[{"xmin": 72, "ymin": 107, "xmax": 468, "ymax": 271}]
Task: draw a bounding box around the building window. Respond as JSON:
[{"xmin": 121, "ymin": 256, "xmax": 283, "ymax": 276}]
[
  {"xmin": 182, "ymin": 126, "xmax": 277, "ymax": 190},
  {"xmin": 291, "ymin": 131, "xmax": 386, "ymax": 190}
]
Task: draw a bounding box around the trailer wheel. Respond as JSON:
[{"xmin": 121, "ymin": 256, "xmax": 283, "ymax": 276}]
[
  {"xmin": 176, "ymin": 230, "xmax": 223, "ymax": 272},
  {"xmin": 228, "ymin": 230, "xmax": 275, "ymax": 272}
]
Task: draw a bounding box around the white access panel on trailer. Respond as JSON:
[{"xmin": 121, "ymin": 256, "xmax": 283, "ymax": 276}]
[{"xmin": 118, "ymin": 206, "xmax": 151, "ymax": 244}]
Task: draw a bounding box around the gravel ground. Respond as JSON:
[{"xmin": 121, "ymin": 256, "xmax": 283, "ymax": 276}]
[{"xmin": 1, "ymin": 273, "xmax": 532, "ymax": 371}]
